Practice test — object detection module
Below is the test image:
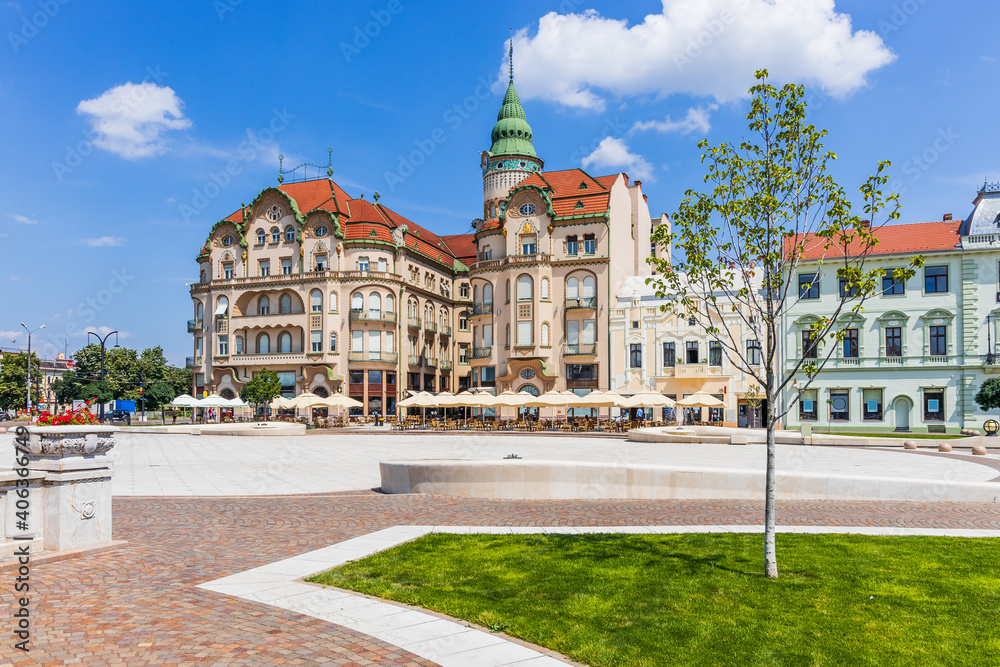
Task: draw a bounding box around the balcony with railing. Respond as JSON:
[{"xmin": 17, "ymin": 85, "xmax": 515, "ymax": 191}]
[
  {"xmin": 563, "ymin": 343, "xmax": 597, "ymax": 356},
  {"xmin": 471, "ymin": 253, "xmax": 552, "ymax": 272},
  {"xmin": 425, "ymin": 357, "xmax": 438, "ymax": 368},
  {"xmin": 472, "ymin": 346, "xmax": 493, "ymax": 359},
  {"xmin": 185, "ymin": 356, "xmax": 198, "ymax": 369},
  {"xmin": 439, "ymin": 324, "xmax": 453, "ymax": 337},
  {"xmin": 440, "ymin": 359, "xmax": 453, "ymax": 371},
  {"xmin": 231, "ymin": 353, "xmax": 310, "ymax": 364},
  {"xmin": 565, "ymin": 297, "xmax": 598, "ymax": 310},
  {"xmin": 349, "ymin": 310, "xmax": 398, "ymax": 324},
  {"xmin": 408, "ymin": 317, "xmax": 422, "ymax": 329},
  {"xmin": 472, "ymin": 302, "xmax": 493, "ymax": 317},
  {"xmin": 348, "ymin": 351, "xmax": 398, "ymax": 364},
  {"xmin": 197, "ymin": 269, "xmax": 401, "ymax": 291},
  {"xmin": 424, "ymin": 321, "xmax": 437, "ymax": 333},
  {"xmin": 187, "ymin": 319, "xmax": 203, "ymax": 333}
]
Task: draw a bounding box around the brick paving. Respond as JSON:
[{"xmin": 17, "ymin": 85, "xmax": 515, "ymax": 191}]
[{"xmin": 3, "ymin": 493, "xmax": 1000, "ymax": 665}]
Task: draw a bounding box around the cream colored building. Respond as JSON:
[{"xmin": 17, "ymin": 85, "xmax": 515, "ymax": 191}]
[
  {"xmin": 188, "ymin": 71, "xmax": 669, "ymax": 413},
  {"xmin": 610, "ymin": 277, "xmax": 765, "ymax": 426}
]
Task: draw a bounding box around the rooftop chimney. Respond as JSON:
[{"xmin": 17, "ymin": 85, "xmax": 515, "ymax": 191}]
[
  {"xmin": 943, "ymin": 213, "xmax": 953, "ymax": 221},
  {"xmin": 860, "ymin": 220, "xmax": 870, "ymax": 228}
]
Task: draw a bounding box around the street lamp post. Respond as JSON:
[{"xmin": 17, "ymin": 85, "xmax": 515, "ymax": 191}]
[
  {"xmin": 88, "ymin": 330, "xmax": 119, "ymax": 420},
  {"xmin": 20, "ymin": 322, "xmax": 45, "ymax": 416}
]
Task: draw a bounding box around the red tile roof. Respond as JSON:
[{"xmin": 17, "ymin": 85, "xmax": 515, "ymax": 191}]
[
  {"xmin": 791, "ymin": 221, "xmax": 963, "ymax": 260},
  {"xmin": 440, "ymin": 234, "xmax": 477, "ymax": 263},
  {"xmin": 517, "ymin": 168, "xmax": 613, "ymax": 218}
]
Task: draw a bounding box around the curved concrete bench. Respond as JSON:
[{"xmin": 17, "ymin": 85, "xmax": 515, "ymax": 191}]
[
  {"xmin": 380, "ymin": 459, "xmax": 1000, "ymax": 503},
  {"xmin": 119, "ymin": 423, "xmax": 307, "ymax": 437}
]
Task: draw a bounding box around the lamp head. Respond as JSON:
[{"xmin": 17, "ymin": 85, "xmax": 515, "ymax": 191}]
[{"xmin": 985, "ymin": 419, "xmax": 999, "ymax": 436}]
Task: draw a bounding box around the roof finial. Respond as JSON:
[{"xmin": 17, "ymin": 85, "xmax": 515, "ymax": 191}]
[{"xmin": 509, "ymin": 27, "xmax": 514, "ymax": 83}]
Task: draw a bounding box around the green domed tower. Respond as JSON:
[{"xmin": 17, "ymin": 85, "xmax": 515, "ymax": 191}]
[{"xmin": 480, "ymin": 41, "xmax": 544, "ymax": 220}]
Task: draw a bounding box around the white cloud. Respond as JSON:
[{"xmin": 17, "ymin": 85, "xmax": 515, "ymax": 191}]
[
  {"xmin": 8, "ymin": 213, "xmax": 38, "ymax": 225},
  {"xmin": 503, "ymin": 0, "xmax": 896, "ymax": 111},
  {"xmin": 76, "ymin": 82, "xmax": 192, "ymax": 159},
  {"xmin": 631, "ymin": 104, "xmax": 718, "ymax": 135},
  {"xmin": 80, "ymin": 326, "xmax": 130, "ymax": 339},
  {"xmin": 0, "ymin": 330, "xmax": 21, "ymax": 342},
  {"xmin": 581, "ymin": 137, "xmax": 655, "ymax": 182},
  {"xmin": 81, "ymin": 236, "xmax": 125, "ymax": 247}
]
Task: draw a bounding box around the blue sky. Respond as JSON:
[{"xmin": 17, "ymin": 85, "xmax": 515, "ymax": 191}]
[{"xmin": 1, "ymin": 0, "xmax": 997, "ymax": 365}]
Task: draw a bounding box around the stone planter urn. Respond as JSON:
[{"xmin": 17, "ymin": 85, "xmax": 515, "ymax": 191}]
[{"xmin": 14, "ymin": 425, "xmax": 118, "ymax": 552}]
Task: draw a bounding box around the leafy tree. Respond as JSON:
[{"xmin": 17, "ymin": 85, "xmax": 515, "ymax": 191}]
[
  {"xmin": 80, "ymin": 381, "xmax": 113, "ymax": 405},
  {"xmin": 648, "ymin": 71, "xmax": 921, "ymax": 578},
  {"xmin": 0, "ymin": 352, "xmax": 41, "ymax": 411},
  {"xmin": 164, "ymin": 365, "xmax": 193, "ymax": 397},
  {"xmin": 51, "ymin": 370, "xmax": 87, "ymax": 404},
  {"xmin": 240, "ymin": 368, "xmax": 281, "ymax": 415},
  {"xmin": 975, "ymin": 378, "xmax": 1000, "ymax": 420},
  {"xmin": 144, "ymin": 380, "xmax": 176, "ymax": 411}
]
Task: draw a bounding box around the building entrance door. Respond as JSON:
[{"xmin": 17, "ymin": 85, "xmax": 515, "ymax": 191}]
[{"xmin": 894, "ymin": 398, "xmax": 910, "ymax": 432}]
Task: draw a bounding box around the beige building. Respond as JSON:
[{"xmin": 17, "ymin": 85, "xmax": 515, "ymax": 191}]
[
  {"xmin": 610, "ymin": 277, "xmax": 764, "ymax": 426},
  {"xmin": 188, "ymin": 71, "xmax": 668, "ymax": 413}
]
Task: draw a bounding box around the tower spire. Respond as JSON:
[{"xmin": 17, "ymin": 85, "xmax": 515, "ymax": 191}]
[{"xmin": 509, "ymin": 27, "xmax": 514, "ymax": 83}]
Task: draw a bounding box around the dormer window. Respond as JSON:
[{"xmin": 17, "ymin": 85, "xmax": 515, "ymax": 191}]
[
  {"xmin": 518, "ymin": 203, "xmax": 536, "ymax": 216},
  {"xmin": 222, "ymin": 235, "xmax": 234, "ymax": 247},
  {"xmin": 266, "ymin": 205, "xmax": 282, "ymax": 222},
  {"xmin": 315, "ymin": 226, "xmax": 328, "ymax": 237}
]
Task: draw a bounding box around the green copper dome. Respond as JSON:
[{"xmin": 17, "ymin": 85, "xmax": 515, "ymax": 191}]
[{"xmin": 489, "ymin": 80, "xmax": 537, "ymax": 158}]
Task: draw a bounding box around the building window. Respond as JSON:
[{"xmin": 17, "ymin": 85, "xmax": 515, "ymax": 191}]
[
  {"xmin": 278, "ymin": 332, "xmax": 292, "ymax": 354},
  {"xmin": 351, "ymin": 293, "xmax": 363, "ymax": 312},
  {"xmin": 663, "ymin": 342, "xmax": 676, "ymax": 367},
  {"xmin": 315, "ymin": 255, "xmax": 327, "ymax": 271},
  {"xmin": 351, "ymin": 330, "xmax": 363, "ymax": 352},
  {"xmin": 710, "ymin": 341, "xmax": 723, "ymax": 366},
  {"xmin": 358, "ymin": 257, "xmax": 370, "ymax": 271},
  {"xmin": 802, "ymin": 330, "xmax": 818, "ymax": 359},
  {"xmin": 517, "ymin": 321, "xmax": 532, "ymax": 346},
  {"xmin": 686, "ymin": 341, "xmax": 699, "ymax": 364},
  {"xmin": 223, "ymin": 263, "xmax": 234, "ymax": 279},
  {"xmin": 882, "ymin": 270, "xmax": 905, "ymax": 295},
  {"xmin": 799, "ymin": 389, "xmax": 817, "ymax": 420},
  {"xmin": 517, "ymin": 275, "xmax": 532, "ymax": 300},
  {"xmin": 631, "ymin": 321, "xmax": 639, "ymax": 329},
  {"xmin": 541, "ymin": 277, "xmax": 550, "ymax": 300},
  {"xmin": 200, "ymin": 270, "xmax": 206, "ymax": 283},
  {"xmin": 505, "ymin": 324, "xmax": 510, "ymax": 348},
  {"xmin": 311, "ymin": 331, "xmax": 322, "ymax": 353},
  {"xmin": 378, "ymin": 258, "xmax": 387, "ymax": 272},
  {"xmin": 924, "ymin": 390, "xmax": 944, "ymax": 421},
  {"xmin": 567, "ymin": 235, "xmax": 578, "ymax": 255},
  {"xmin": 257, "ymin": 333, "xmax": 270, "ymax": 354},
  {"xmin": 330, "ymin": 292, "xmax": 338, "ymax": 312},
  {"xmin": 218, "ymin": 335, "xmax": 228, "ymax": 356},
  {"xmin": 629, "ymin": 343, "xmax": 642, "ymax": 368},
  {"xmin": 838, "ymin": 278, "xmax": 858, "ymax": 298},
  {"xmin": 506, "ymin": 279, "xmax": 511, "ymax": 303},
  {"xmin": 235, "ymin": 336, "xmax": 244, "ymax": 355},
  {"xmin": 583, "ymin": 234, "xmax": 596, "ymax": 254},
  {"xmin": 929, "ymin": 325, "xmax": 947, "ymax": 356},
  {"xmin": 311, "ymin": 290, "xmax": 323, "ymax": 313},
  {"xmin": 285, "ymin": 226, "xmax": 295, "ymax": 242},
  {"xmin": 885, "ymin": 327, "xmax": 902, "ymax": 357},
  {"xmin": 459, "ymin": 346, "xmax": 469, "ymax": 364},
  {"xmin": 258, "ymin": 296, "xmax": 270, "ymax": 316},
  {"xmin": 369, "ymin": 292, "xmax": 381, "ymax": 318},
  {"xmin": 256, "ymin": 229, "xmax": 266, "ymax": 245},
  {"xmin": 746, "ymin": 340, "xmax": 761, "ymax": 365},
  {"xmin": 459, "ymin": 313, "xmax": 469, "ymax": 331},
  {"xmin": 482, "ymin": 247, "xmax": 492, "ymax": 260},
  {"xmin": 687, "ymin": 316, "xmax": 697, "ymax": 327},
  {"xmin": 281, "ymin": 258, "xmax": 292, "ymax": 275},
  {"xmin": 798, "ymin": 273, "xmax": 819, "ymax": 299},
  {"xmin": 863, "ymin": 389, "xmax": 883, "ymax": 421},
  {"xmin": 330, "ymin": 332, "xmax": 337, "ymax": 352},
  {"xmin": 842, "ymin": 329, "xmax": 859, "ymax": 358},
  {"xmin": 830, "ymin": 391, "xmax": 849, "ymax": 421},
  {"xmin": 541, "ymin": 322, "xmax": 550, "ymax": 346},
  {"xmin": 279, "ymin": 294, "xmax": 292, "ymax": 314},
  {"xmin": 259, "ymin": 260, "xmax": 270, "ymax": 277},
  {"xmin": 521, "ymin": 235, "xmax": 536, "ymax": 255},
  {"xmin": 460, "ymin": 283, "xmax": 469, "ymax": 298},
  {"xmin": 925, "ymin": 266, "xmax": 948, "ymax": 293},
  {"xmin": 271, "ymin": 228, "xmax": 280, "ymax": 244}
]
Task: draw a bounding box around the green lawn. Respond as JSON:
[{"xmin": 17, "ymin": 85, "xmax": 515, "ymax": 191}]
[{"xmin": 307, "ymin": 533, "xmax": 1000, "ymax": 667}]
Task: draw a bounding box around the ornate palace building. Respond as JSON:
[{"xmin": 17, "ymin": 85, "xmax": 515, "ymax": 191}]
[{"xmin": 188, "ymin": 68, "xmax": 668, "ymax": 414}]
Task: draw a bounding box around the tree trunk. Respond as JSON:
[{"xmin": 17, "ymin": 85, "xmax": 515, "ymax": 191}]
[{"xmin": 764, "ymin": 411, "xmax": 778, "ymax": 578}]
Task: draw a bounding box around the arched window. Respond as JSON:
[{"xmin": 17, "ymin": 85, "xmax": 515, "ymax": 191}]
[
  {"xmin": 407, "ymin": 300, "xmax": 413, "ymax": 318},
  {"xmin": 196, "ymin": 302, "xmax": 203, "ymax": 321},
  {"xmin": 235, "ymin": 336, "xmax": 244, "ymax": 355},
  {"xmin": 567, "ymin": 277, "xmax": 579, "ymax": 300},
  {"xmin": 351, "ymin": 292, "xmax": 363, "ymax": 312},
  {"xmin": 386, "ymin": 294, "xmax": 395, "ymax": 313},
  {"xmin": 369, "ymin": 292, "xmax": 382, "ymax": 317},
  {"xmin": 505, "ymin": 324, "xmax": 510, "ymax": 347},
  {"xmin": 278, "ymin": 332, "xmax": 292, "ymax": 354},
  {"xmin": 483, "ymin": 283, "xmax": 493, "ymax": 305},
  {"xmin": 257, "ymin": 333, "xmax": 270, "ymax": 354},
  {"xmin": 506, "ymin": 279, "xmax": 511, "ymax": 303},
  {"xmin": 517, "ymin": 275, "xmax": 533, "ymax": 301},
  {"xmin": 541, "ymin": 278, "xmax": 550, "ymax": 300},
  {"xmin": 279, "ymin": 294, "xmax": 292, "ymax": 314},
  {"xmin": 541, "ymin": 322, "xmax": 550, "ymax": 346},
  {"xmin": 329, "ymin": 332, "xmax": 337, "ymax": 352},
  {"xmin": 329, "ymin": 292, "xmax": 338, "ymax": 312},
  {"xmin": 256, "ymin": 229, "xmax": 266, "ymax": 244},
  {"xmin": 271, "ymin": 228, "xmax": 280, "ymax": 243},
  {"xmin": 216, "ymin": 296, "xmax": 228, "ymax": 317},
  {"xmin": 284, "ymin": 226, "xmax": 295, "ymax": 242},
  {"xmin": 473, "ymin": 285, "xmax": 479, "ymax": 304},
  {"xmin": 258, "ymin": 295, "xmax": 270, "ymax": 316},
  {"xmin": 200, "ymin": 270, "xmax": 206, "ymax": 283},
  {"xmin": 582, "ymin": 276, "xmax": 596, "ymax": 304},
  {"xmin": 311, "ymin": 289, "xmax": 322, "ymax": 313}
]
